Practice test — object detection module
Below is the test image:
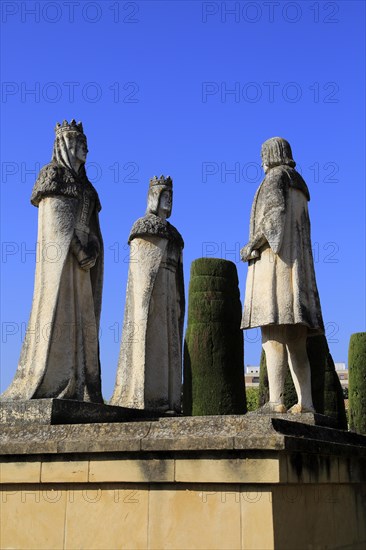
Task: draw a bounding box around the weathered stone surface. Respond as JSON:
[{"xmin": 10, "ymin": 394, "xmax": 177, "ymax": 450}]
[
  {"xmin": 147, "ymin": 484, "xmax": 244, "ymax": 550},
  {"xmin": 241, "ymin": 137, "xmax": 324, "ymax": 414},
  {"xmin": 2, "ymin": 481, "xmax": 364, "ymax": 550},
  {"xmin": 1, "ymin": 120, "xmax": 104, "ymax": 403},
  {"xmin": 41, "ymin": 460, "xmax": 89, "ymax": 483},
  {"xmin": 175, "ymin": 457, "xmax": 280, "ymax": 483},
  {"xmin": 249, "ymin": 410, "xmax": 339, "ymax": 428},
  {"xmin": 110, "ymin": 176, "xmax": 185, "ymax": 413},
  {"xmin": 0, "ymin": 461, "xmax": 41, "ymax": 483},
  {"xmin": 1, "ymin": 415, "xmax": 366, "ymax": 458},
  {"xmin": 0, "ymin": 399, "xmax": 158, "ymax": 425},
  {"xmin": 89, "ymin": 458, "xmax": 175, "ymax": 483},
  {"xmin": 141, "ymin": 415, "xmax": 246, "ymax": 451}
]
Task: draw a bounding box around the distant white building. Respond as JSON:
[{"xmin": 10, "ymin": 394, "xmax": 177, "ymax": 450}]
[
  {"xmin": 335, "ymin": 362, "xmax": 347, "ymax": 371},
  {"xmin": 244, "ymin": 362, "xmax": 348, "ymax": 389},
  {"xmin": 335, "ymin": 363, "xmax": 348, "ymax": 388},
  {"xmin": 245, "ymin": 366, "xmax": 260, "ymax": 375},
  {"xmin": 245, "ymin": 365, "xmax": 260, "ymax": 387}
]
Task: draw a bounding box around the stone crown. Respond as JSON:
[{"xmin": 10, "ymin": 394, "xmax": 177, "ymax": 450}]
[
  {"xmin": 149, "ymin": 175, "xmax": 172, "ymax": 188},
  {"xmin": 55, "ymin": 119, "xmax": 84, "ymax": 137}
]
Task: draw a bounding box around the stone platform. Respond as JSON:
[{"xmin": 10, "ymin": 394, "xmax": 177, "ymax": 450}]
[
  {"xmin": 0, "ymin": 398, "xmax": 159, "ymax": 426},
  {"xmin": 0, "ymin": 411, "xmax": 364, "ymax": 455},
  {"xmin": 1, "ymin": 414, "xmax": 366, "ymax": 549}
]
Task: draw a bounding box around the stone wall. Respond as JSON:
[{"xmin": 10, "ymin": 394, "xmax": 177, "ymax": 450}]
[{"xmin": 1, "ymin": 414, "xmax": 366, "ymax": 549}]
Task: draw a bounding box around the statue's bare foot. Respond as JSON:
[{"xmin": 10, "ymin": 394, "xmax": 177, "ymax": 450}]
[
  {"xmin": 288, "ymin": 403, "xmax": 315, "ymax": 414},
  {"xmin": 260, "ymin": 402, "xmax": 287, "ymax": 414}
]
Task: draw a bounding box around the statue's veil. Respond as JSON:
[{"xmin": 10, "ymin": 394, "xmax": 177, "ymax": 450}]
[{"xmin": 52, "ymin": 131, "xmax": 86, "ymax": 175}]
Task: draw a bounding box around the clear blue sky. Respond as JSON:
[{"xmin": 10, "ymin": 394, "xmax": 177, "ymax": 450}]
[{"xmin": 1, "ymin": 0, "xmax": 365, "ymax": 399}]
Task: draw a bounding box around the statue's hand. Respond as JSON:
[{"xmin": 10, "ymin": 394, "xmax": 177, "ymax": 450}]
[
  {"xmin": 85, "ymin": 240, "xmax": 99, "ymax": 260},
  {"xmin": 79, "ymin": 255, "xmax": 97, "ymax": 271},
  {"xmin": 241, "ymin": 243, "xmax": 261, "ymax": 262},
  {"xmin": 240, "ymin": 244, "xmax": 252, "ymax": 262},
  {"xmin": 70, "ymin": 234, "xmax": 97, "ymax": 270},
  {"xmin": 76, "ymin": 247, "xmax": 97, "ymax": 271},
  {"xmin": 87, "ymin": 234, "xmax": 100, "ymax": 258}
]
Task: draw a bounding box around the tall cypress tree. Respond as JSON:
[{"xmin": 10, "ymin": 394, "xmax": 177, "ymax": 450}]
[
  {"xmin": 324, "ymin": 353, "xmax": 348, "ymax": 429},
  {"xmin": 348, "ymin": 332, "xmax": 366, "ymax": 434},
  {"xmin": 183, "ymin": 258, "xmax": 246, "ymax": 415},
  {"xmin": 258, "ymin": 349, "xmax": 269, "ymax": 407}
]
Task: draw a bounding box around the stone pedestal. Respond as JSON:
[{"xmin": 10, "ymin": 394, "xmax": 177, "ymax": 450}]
[
  {"xmin": 1, "ymin": 414, "xmax": 365, "ymax": 549},
  {"xmin": 0, "ymin": 399, "xmax": 158, "ymax": 425}
]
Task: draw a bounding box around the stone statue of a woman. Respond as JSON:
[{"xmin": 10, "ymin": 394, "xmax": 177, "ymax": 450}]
[
  {"xmin": 110, "ymin": 176, "xmax": 185, "ymax": 413},
  {"xmin": 1, "ymin": 120, "xmax": 104, "ymax": 402}
]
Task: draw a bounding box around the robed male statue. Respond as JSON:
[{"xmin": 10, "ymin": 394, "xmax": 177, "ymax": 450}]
[{"xmin": 241, "ymin": 137, "xmax": 324, "ymax": 413}]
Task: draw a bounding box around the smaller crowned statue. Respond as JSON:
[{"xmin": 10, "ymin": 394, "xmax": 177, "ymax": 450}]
[
  {"xmin": 110, "ymin": 175, "xmax": 185, "ymax": 413},
  {"xmin": 1, "ymin": 120, "xmax": 104, "ymax": 403}
]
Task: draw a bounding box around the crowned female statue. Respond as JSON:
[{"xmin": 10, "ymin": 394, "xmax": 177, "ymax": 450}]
[
  {"xmin": 110, "ymin": 176, "xmax": 185, "ymax": 413},
  {"xmin": 1, "ymin": 120, "xmax": 104, "ymax": 402}
]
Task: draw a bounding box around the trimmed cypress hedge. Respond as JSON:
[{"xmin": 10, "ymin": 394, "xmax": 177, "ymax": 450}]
[
  {"xmin": 306, "ymin": 335, "xmax": 327, "ymax": 414},
  {"xmin": 258, "ymin": 349, "xmax": 269, "ymax": 407},
  {"xmin": 183, "ymin": 258, "xmax": 246, "ymax": 415},
  {"xmin": 348, "ymin": 332, "xmax": 366, "ymax": 434},
  {"xmin": 324, "ymin": 353, "xmax": 348, "ymax": 429}
]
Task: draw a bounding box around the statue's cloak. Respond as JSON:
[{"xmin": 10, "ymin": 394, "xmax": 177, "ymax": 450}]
[
  {"xmin": 110, "ymin": 214, "xmax": 184, "ymax": 411},
  {"xmin": 241, "ymin": 165, "xmax": 324, "ymax": 334},
  {"xmin": 1, "ymin": 163, "xmax": 104, "ymax": 401}
]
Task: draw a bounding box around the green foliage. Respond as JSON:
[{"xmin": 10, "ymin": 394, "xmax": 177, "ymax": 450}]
[
  {"xmin": 183, "ymin": 258, "xmax": 246, "ymax": 416},
  {"xmin": 246, "ymin": 387, "xmax": 259, "ymax": 411},
  {"xmin": 284, "ymin": 369, "xmax": 297, "ymax": 409},
  {"xmin": 258, "ymin": 349, "xmax": 269, "ymax": 407},
  {"xmin": 324, "ymin": 353, "xmax": 348, "ymax": 429},
  {"xmin": 306, "ymin": 335, "xmax": 327, "ymax": 414},
  {"xmin": 348, "ymin": 332, "xmax": 366, "ymax": 434}
]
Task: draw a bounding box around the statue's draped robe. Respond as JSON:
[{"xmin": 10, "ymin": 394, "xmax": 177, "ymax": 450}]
[
  {"xmin": 110, "ymin": 214, "xmax": 185, "ymax": 411},
  {"xmin": 1, "ymin": 163, "xmax": 104, "ymax": 402},
  {"xmin": 241, "ymin": 165, "xmax": 324, "ymax": 334}
]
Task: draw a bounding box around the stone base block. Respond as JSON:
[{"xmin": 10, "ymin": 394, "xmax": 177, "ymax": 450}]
[
  {"xmin": 248, "ymin": 409, "xmax": 340, "ymax": 428},
  {"xmin": 1, "ymin": 415, "xmax": 365, "ymax": 549},
  {"xmin": 0, "ymin": 399, "xmax": 159, "ymax": 425}
]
